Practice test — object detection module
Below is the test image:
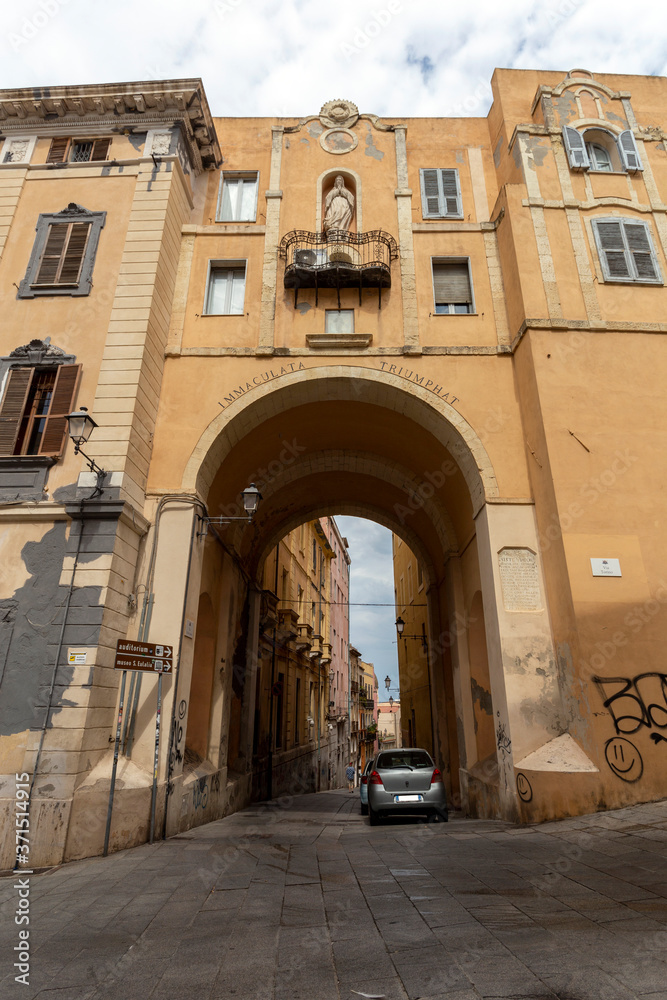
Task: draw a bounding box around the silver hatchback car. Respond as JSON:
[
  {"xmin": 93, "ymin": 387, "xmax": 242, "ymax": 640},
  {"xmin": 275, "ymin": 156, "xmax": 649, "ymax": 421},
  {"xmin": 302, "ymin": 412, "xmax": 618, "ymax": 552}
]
[{"xmin": 367, "ymin": 748, "xmax": 448, "ymax": 825}]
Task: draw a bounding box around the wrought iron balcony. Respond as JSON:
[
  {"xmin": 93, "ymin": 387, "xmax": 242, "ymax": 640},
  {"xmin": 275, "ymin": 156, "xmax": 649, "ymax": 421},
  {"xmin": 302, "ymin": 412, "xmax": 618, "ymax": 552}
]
[{"xmin": 279, "ymin": 229, "xmax": 399, "ymax": 308}]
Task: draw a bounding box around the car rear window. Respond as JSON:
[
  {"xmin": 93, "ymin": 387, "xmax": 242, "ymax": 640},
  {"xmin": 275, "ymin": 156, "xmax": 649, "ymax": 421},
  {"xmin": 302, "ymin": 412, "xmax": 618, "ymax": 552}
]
[{"xmin": 376, "ymin": 751, "xmax": 433, "ymax": 769}]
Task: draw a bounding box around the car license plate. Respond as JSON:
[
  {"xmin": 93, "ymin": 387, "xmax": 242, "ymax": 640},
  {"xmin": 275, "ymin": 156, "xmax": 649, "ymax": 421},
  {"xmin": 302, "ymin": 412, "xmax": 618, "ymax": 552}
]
[{"xmin": 395, "ymin": 794, "xmax": 423, "ymax": 802}]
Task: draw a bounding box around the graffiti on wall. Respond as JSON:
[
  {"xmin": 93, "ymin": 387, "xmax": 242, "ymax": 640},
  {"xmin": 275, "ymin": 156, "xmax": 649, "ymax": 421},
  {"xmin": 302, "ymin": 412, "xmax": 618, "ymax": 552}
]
[
  {"xmin": 595, "ymin": 673, "xmax": 667, "ymax": 781},
  {"xmin": 594, "ymin": 673, "xmax": 667, "ymax": 736}
]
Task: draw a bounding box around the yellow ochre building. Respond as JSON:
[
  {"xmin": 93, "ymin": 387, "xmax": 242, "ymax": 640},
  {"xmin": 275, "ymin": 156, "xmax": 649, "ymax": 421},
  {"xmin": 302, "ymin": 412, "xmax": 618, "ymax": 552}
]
[{"xmin": 1, "ymin": 67, "xmax": 667, "ymax": 866}]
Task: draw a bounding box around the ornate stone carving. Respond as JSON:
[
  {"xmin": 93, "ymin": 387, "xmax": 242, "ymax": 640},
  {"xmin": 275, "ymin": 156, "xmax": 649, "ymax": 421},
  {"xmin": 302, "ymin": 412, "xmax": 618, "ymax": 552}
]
[
  {"xmin": 58, "ymin": 202, "xmax": 94, "ymax": 217},
  {"xmin": 4, "ymin": 139, "xmax": 29, "ymax": 162},
  {"xmin": 150, "ymin": 131, "xmax": 172, "ymax": 156},
  {"xmin": 8, "ymin": 340, "xmax": 67, "ymax": 364},
  {"xmin": 319, "ymin": 99, "xmax": 359, "ymax": 130},
  {"xmin": 320, "ymin": 129, "xmax": 358, "ymax": 155},
  {"xmin": 323, "ymin": 175, "xmax": 355, "ymax": 234}
]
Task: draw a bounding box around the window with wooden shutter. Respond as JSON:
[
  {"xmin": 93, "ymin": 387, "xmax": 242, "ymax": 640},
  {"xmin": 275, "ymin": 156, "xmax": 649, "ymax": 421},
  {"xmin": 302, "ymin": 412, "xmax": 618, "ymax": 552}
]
[
  {"xmin": 618, "ymin": 130, "xmax": 643, "ymax": 171},
  {"xmin": 0, "ymin": 368, "xmax": 34, "ymax": 455},
  {"xmin": 0, "ymin": 364, "xmax": 80, "ymax": 457},
  {"xmin": 432, "ymin": 259, "xmax": 474, "ymax": 313},
  {"xmin": 47, "ymin": 136, "xmax": 111, "ymax": 164},
  {"xmin": 562, "ymin": 126, "xmax": 591, "ymax": 170},
  {"xmin": 18, "ymin": 205, "xmax": 106, "ymax": 298},
  {"xmin": 592, "ymin": 218, "xmax": 662, "ymax": 283},
  {"xmin": 38, "ymin": 364, "xmax": 81, "ymax": 456},
  {"xmin": 33, "ymin": 222, "xmax": 91, "ymax": 286},
  {"xmin": 420, "ymin": 169, "xmax": 463, "ymax": 219}
]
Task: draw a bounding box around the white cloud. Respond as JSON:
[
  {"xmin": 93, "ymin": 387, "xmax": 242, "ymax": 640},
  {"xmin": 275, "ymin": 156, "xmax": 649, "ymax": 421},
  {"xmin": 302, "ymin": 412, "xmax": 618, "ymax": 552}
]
[{"xmin": 1, "ymin": 0, "xmax": 665, "ymax": 118}]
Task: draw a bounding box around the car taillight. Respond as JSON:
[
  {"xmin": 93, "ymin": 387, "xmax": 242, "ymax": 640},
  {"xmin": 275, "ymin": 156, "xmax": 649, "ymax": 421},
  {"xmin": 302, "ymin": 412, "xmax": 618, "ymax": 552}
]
[
  {"xmin": 431, "ymin": 768, "xmax": 443, "ymax": 784},
  {"xmin": 361, "ymin": 775, "xmax": 368, "ymax": 785},
  {"xmin": 369, "ymin": 770, "xmax": 383, "ymax": 785}
]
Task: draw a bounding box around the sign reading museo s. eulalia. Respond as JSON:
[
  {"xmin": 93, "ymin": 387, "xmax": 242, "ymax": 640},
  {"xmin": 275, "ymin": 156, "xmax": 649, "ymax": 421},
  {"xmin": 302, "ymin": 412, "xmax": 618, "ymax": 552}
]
[
  {"xmin": 217, "ymin": 362, "xmax": 460, "ymax": 410},
  {"xmin": 114, "ymin": 640, "xmax": 173, "ymax": 673}
]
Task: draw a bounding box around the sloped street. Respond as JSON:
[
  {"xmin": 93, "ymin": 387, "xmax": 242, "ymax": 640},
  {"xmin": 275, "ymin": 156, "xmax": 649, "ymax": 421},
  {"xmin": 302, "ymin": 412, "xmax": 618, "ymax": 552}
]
[{"xmin": 2, "ymin": 791, "xmax": 667, "ymax": 1000}]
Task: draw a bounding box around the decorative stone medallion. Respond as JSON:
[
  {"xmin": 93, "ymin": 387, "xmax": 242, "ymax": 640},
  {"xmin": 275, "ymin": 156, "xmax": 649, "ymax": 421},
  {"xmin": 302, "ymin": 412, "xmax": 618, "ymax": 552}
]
[
  {"xmin": 319, "ymin": 99, "xmax": 359, "ymax": 130},
  {"xmin": 319, "ymin": 128, "xmax": 358, "ymax": 155}
]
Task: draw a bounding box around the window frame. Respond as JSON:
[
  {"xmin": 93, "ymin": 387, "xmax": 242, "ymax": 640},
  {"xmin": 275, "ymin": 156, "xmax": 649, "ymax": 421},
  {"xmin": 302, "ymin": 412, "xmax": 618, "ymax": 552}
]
[
  {"xmin": 324, "ymin": 309, "xmax": 355, "ymax": 334},
  {"xmin": 0, "ymin": 361, "xmax": 81, "ymax": 458},
  {"xmin": 590, "ymin": 217, "xmax": 663, "ymax": 285},
  {"xmin": 431, "ymin": 256, "xmax": 475, "ymax": 314},
  {"xmin": 46, "ymin": 136, "xmax": 112, "ymax": 165},
  {"xmin": 203, "ymin": 259, "xmax": 247, "ymax": 315},
  {"xmin": 216, "ymin": 171, "xmax": 260, "ymax": 223},
  {"xmin": 419, "ymin": 168, "xmax": 463, "ymax": 220},
  {"xmin": 18, "ymin": 204, "xmax": 106, "ymax": 299},
  {"xmin": 562, "ymin": 126, "xmax": 643, "ymax": 173}
]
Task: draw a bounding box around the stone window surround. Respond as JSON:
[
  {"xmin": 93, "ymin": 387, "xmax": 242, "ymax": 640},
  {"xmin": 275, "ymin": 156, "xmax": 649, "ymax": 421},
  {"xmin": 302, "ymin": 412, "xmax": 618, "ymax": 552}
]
[
  {"xmin": 0, "ymin": 339, "xmax": 78, "ymax": 499},
  {"xmin": 17, "ymin": 204, "xmax": 106, "ymax": 299}
]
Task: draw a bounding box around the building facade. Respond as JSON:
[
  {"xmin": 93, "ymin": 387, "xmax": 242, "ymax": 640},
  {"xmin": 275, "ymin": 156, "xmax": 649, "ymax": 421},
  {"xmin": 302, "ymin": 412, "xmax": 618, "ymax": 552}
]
[
  {"xmin": 2, "ymin": 68, "xmax": 667, "ymax": 866},
  {"xmin": 377, "ymin": 700, "xmax": 401, "ymax": 750}
]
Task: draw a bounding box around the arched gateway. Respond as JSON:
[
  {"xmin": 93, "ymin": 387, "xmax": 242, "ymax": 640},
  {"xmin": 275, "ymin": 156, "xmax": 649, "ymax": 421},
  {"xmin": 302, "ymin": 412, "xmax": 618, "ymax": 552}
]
[{"xmin": 3, "ymin": 71, "xmax": 666, "ymax": 869}]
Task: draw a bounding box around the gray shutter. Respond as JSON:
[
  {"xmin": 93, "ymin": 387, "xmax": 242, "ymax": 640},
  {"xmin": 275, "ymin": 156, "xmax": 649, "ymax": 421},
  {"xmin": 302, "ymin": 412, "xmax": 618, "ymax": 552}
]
[
  {"xmin": 618, "ymin": 131, "xmax": 643, "ymax": 171},
  {"xmin": 623, "ymin": 222, "xmax": 659, "ymax": 281},
  {"xmin": 0, "ymin": 367, "xmax": 33, "ymax": 455},
  {"xmin": 440, "ymin": 169, "xmax": 462, "ymax": 216},
  {"xmin": 594, "ymin": 221, "xmax": 631, "ymax": 279},
  {"xmin": 433, "ymin": 262, "xmax": 472, "ymax": 303},
  {"xmin": 420, "ymin": 170, "xmax": 442, "ymax": 217},
  {"xmin": 562, "ymin": 126, "xmax": 590, "ymax": 170}
]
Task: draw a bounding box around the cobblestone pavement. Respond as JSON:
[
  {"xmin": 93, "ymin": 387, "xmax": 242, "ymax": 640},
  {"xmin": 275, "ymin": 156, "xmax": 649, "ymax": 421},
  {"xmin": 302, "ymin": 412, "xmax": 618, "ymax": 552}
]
[{"xmin": 2, "ymin": 791, "xmax": 667, "ymax": 999}]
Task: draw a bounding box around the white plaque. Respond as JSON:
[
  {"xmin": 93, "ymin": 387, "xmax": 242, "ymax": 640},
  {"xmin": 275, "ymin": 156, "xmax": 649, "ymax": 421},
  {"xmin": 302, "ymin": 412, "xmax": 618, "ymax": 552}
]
[
  {"xmin": 498, "ymin": 548, "xmax": 541, "ymax": 612},
  {"xmin": 591, "ymin": 558, "xmax": 621, "ymax": 577},
  {"xmin": 184, "ymin": 619, "xmax": 195, "ymax": 638},
  {"xmin": 68, "ymin": 651, "xmax": 87, "ymax": 664}
]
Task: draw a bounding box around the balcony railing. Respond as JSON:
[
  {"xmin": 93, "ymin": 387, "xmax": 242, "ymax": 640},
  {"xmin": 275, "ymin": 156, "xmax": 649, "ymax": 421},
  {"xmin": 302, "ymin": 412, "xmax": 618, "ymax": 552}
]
[{"xmin": 279, "ymin": 229, "xmax": 399, "ymax": 309}]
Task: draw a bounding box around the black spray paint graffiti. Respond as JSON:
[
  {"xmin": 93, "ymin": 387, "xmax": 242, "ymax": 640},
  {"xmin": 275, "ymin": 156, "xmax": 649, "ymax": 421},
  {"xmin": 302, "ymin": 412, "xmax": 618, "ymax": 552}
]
[
  {"xmin": 605, "ymin": 738, "xmax": 644, "ymax": 783},
  {"xmin": 516, "ymin": 772, "xmax": 533, "ymax": 803},
  {"xmin": 594, "ymin": 674, "xmax": 667, "ymax": 781},
  {"xmin": 594, "ymin": 673, "xmax": 667, "ymax": 735}
]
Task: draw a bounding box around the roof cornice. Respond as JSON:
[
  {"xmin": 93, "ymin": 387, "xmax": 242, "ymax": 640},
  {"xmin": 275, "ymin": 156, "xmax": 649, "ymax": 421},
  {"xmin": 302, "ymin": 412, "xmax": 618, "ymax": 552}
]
[{"xmin": 0, "ymin": 78, "xmax": 221, "ymax": 171}]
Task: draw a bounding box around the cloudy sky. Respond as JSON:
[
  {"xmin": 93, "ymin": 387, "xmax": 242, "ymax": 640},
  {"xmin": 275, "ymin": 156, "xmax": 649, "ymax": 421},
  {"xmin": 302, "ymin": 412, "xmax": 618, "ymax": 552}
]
[
  {"xmin": 336, "ymin": 517, "xmax": 399, "ymax": 695},
  {"xmin": 2, "ymin": 0, "xmax": 666, "ymax": 118}
]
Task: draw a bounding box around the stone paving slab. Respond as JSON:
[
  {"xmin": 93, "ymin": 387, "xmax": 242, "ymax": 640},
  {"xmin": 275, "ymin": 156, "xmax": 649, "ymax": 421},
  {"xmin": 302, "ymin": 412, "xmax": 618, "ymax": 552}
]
[{"xmin": 1, "ymin": 791, "xmax": 667, "ymax": 998}]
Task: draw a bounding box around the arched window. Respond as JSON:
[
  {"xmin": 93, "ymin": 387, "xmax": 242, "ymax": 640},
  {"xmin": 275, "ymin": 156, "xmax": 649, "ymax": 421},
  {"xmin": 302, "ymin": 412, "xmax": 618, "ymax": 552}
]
[
  {"xmin": 587, "ymin": 142, "xmax": 612, "ymax": 171},
  {"xmin": 562, "ymin": 126, "xmax": 643, "ymax": 173}
]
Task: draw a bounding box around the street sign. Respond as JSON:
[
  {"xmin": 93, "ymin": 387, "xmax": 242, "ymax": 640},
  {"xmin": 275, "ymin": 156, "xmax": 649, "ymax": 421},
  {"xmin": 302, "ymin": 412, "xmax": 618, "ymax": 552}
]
[{"xmin": 114, "ymin": 639, "xmax": 173, "ymax": 673}]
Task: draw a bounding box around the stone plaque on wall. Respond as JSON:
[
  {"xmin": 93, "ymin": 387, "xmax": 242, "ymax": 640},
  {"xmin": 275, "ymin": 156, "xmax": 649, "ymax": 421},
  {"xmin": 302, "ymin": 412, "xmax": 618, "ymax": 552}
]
[{"xmin": 498, "ymin": 548, "xmax": 542, "ymax": 612}]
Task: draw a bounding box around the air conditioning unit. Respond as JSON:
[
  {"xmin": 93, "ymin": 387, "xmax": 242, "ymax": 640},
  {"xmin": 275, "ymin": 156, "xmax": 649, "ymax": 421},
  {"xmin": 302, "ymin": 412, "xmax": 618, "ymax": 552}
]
[{"xmin": 295, "ymin": 248, "xmax": 327, "ymax": 267}]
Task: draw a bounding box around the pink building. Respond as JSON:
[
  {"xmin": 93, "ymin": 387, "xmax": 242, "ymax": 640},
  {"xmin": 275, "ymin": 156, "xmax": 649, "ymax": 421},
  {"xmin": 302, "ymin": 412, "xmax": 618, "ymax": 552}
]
[{"xmin": 324, "ymin": 518, "xmax": 351, "ymax": 786}]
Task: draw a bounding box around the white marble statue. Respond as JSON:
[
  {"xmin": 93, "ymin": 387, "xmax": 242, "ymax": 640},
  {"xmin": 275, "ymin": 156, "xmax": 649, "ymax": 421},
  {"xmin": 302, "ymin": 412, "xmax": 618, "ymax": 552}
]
[{"xmin": 323, "ymin": 175, "xmax": 354, "ymax": 233}]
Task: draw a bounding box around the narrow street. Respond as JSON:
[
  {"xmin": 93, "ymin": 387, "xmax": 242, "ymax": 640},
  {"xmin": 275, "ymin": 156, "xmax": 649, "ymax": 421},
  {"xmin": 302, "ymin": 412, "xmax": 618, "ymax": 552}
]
[{"xmin": 2, "ymin": 792, "xmax": 667, "ymax": 1000}]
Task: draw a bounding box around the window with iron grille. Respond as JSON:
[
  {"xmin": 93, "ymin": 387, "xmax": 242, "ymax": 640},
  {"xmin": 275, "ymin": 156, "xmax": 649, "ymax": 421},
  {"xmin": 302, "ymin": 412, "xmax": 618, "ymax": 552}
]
[
  {"xmin": 18, "ymin": 204, "xmax": 106, "ymax": 298},
  {"xmin": 591, "ymin": 218, "xmax": 663, "ymax": 284},
  {"xmin": 432, "ymin": 258, "xmax": 474, "ymax": 313},
  {"xmin": 0, "ymin": 363, "xmax": 81, "ymax": 457},
  {"xmin": 419, "ymin": 168, "xmax": 463, "ymax": 219},
  {"xmin": 46, "ymin": 137, "xmax": 111, "ymax": 164}
]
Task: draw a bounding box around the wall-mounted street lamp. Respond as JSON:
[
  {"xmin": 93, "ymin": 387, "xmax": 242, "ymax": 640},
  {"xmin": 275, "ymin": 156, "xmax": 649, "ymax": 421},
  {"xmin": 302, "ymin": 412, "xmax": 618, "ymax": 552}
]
[
  {"xmin": 199, "ymin": 483, "xmax": 263, "ymax": 536},
  {"xmin": 389, "ymin": 695, "xmax": 394, "ymax": 709},
  {"xmin": 384, "ymin": 674, "xmax": 391, "ymax": 690},
  {"xmin": 65, "ymin": 406, "xmax": 107, "ymax": 497},
  {"xmin": 395, "ymin": 616, "xmax": 425, "ymax": 640}
]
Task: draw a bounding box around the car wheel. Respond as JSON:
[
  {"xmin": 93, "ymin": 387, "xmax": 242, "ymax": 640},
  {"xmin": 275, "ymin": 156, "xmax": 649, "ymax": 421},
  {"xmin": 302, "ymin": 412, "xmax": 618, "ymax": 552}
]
[
  {"xmin": 428, "ymin": 812, "xmax": 440, "ymax": 823},
  {"xmin": 360, "ymin": 803, "xmax": 368, "ymax": 816},
  {"xmin": 368, "ymin": 805, "xmax": 379, "ymax": 826}
]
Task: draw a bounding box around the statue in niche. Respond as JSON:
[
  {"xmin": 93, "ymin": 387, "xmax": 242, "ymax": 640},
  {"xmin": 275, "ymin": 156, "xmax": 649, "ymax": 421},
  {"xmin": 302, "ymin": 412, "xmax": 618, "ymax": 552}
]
[{"xmin": 323, "ymin": 175, "xmax": 354, "ymax": 234}]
